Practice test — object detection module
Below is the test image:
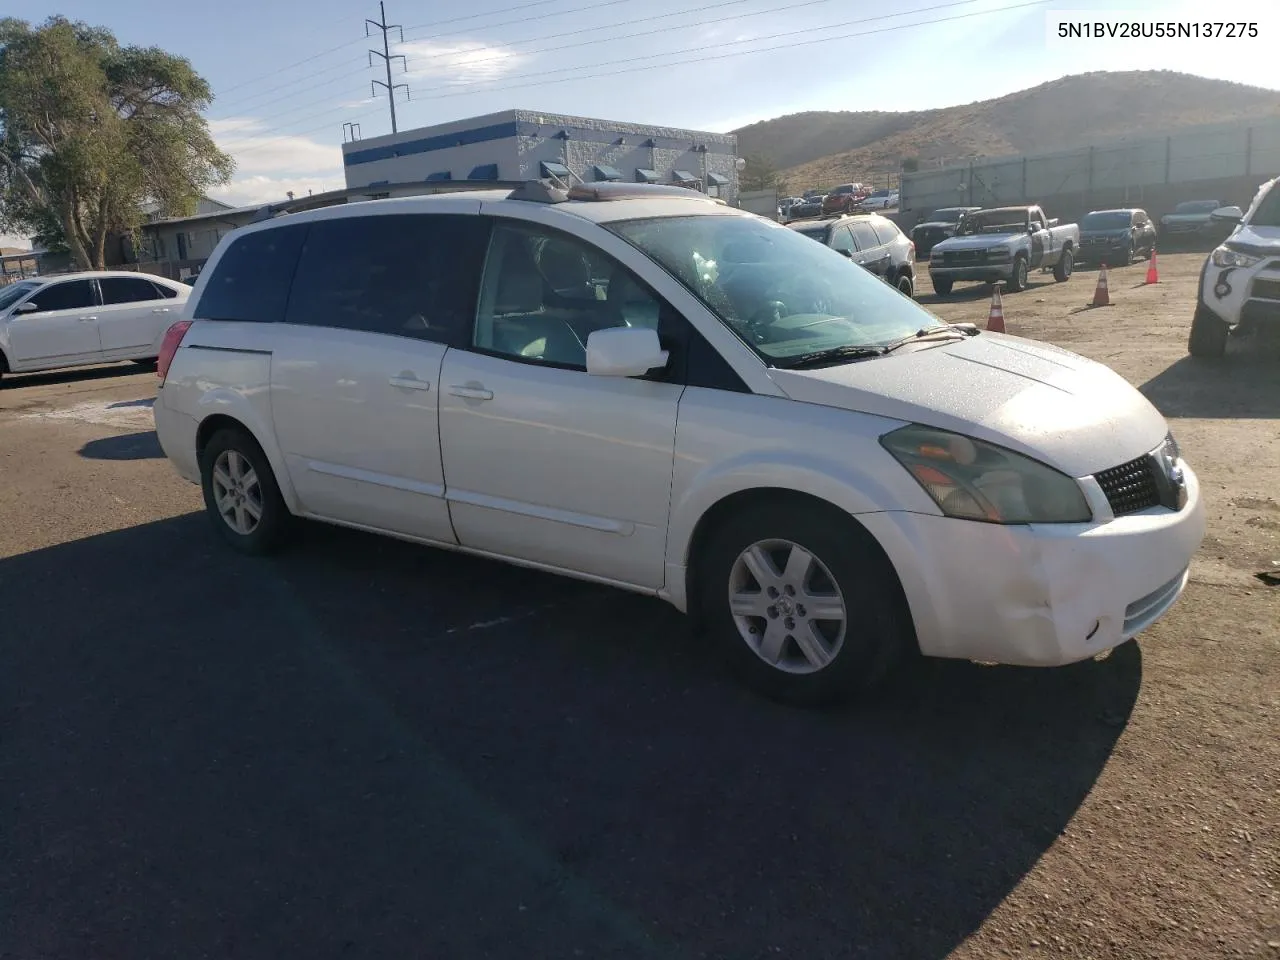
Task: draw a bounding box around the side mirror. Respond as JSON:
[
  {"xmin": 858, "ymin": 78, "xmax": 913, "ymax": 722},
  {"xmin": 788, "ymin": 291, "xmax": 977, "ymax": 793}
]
[
  {"xmin": 14, "ymin": 301, "xmax": 37, "ymax": 314},
  {"xmin": 585, "ymin": 326, "xmax": 669, "ymax": 378},
  {"xmin": 1210, "ymin": 205, "xmax": 1244, "ymax": 224}
]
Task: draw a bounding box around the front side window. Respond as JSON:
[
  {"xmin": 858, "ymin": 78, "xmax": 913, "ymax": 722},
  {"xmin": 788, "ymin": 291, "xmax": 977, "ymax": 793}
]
[
  {"xmin": 100, "ymin": 277, "xmax": 163, "ymax": 305},
  {"xmin": 829, "ymin": 226, "xmax": 855, "ymax": 254},
  {"xmin": 24, "ymin": 279, "xmax": 96, "ymax": 313},
  {"xmin": 473, "ymin": 221, "xmax": 664, "ymax": 369},
  {"xmin": 284, "ymin": 213, "xmax": 490, "ymax": 342},
  {"xmin": 193, "ymin": 224, "xmax": 308, "ymax": 323},
  {"xmin": 607, "ymin": 213, "xmax": 946, "ymax": 365}
]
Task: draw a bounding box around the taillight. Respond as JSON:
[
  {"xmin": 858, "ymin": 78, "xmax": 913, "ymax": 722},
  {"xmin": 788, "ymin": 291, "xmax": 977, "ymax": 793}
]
[{"xmin": 157, "ymin": 320, "xmax": 193, "ymax": 384}]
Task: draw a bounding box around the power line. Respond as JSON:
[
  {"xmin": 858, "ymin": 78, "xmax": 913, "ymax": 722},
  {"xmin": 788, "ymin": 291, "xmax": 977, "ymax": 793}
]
[
  {"xmin": 225, "ymin": 0, "xmax": 1053, "ymax": 157},
  {"xmin": 366, "ymin": 1, "xmax": 410, "ymax": 134}
]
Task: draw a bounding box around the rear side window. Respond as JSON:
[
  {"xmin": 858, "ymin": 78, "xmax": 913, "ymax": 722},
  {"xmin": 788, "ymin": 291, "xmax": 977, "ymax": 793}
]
[
  {"xmin": 284, "ymin": 213, "xmax": 491, "ymax": 343},
  {"xmin": 152, "ymin": 281, "xmax": 180, "ymax": 299},
  {"xmin": 849, "ymin": 222, "xmax": 880, "ymax": 250},
  {"xmin": 193, "ymin": 224, "xmax": 308, "ymax": 323},
  {"xmin": 100, "ymin": 276, "xmax": 163, "ymax": 304},
  {"xmin": 870, "ymin": 220, "xmax": 901, "ymax": 246}
]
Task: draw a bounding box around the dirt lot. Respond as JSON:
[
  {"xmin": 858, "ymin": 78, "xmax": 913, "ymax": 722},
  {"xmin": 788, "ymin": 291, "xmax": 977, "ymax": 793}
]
[
  {"xmin": 919, "ymin": 252, "xmax": 1280, "ymax": 959},
  {"xmin": 0, "ymin": 251, "xmax": 1276, "ymax": 959}
]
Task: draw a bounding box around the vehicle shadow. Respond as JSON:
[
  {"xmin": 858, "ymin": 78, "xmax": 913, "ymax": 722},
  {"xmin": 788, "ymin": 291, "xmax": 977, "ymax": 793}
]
[
  {"xmin": 78, "ymin": 430, "xmax": 165, "ymax": 460},
  {"xmin": 1140, "ymin": 347, "xmax": 1280, "ymax": 419},
  {"xmin": 0, "ymin": 361, "xmax": 153, "ymax": 390},
  {"xmin": 0, "ymin": 515, "xmax": 1142, "ymax": 959}
]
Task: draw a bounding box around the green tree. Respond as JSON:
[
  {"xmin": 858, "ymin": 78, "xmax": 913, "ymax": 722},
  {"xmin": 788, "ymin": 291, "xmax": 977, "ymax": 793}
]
[
  {"xmin": 740, "ymin": 152, "xmax": 784, "ymax": 193},
  {"xmin": 0, "ymin": 16, "xmax": 233, "ymax": 269},
  {"xmin": 900, "ymin": 156, "xmax": 920, "ymax": 173}
]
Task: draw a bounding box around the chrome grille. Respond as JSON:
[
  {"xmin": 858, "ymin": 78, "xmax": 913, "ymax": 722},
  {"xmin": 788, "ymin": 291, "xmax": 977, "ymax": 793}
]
[
  {"xmin": 943, "ymin": 250, "xmax": 988, "ymax": 265},
  {"xmin": 1096, "ymin": 455, "xmax": 1160, "ymax": 516}
]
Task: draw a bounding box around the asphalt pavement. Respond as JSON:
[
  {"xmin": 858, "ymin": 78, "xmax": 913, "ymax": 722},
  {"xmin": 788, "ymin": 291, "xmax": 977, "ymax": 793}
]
[{"xmin": 0, "ymin": 363, "xmax": 1143, "ymax": 960}]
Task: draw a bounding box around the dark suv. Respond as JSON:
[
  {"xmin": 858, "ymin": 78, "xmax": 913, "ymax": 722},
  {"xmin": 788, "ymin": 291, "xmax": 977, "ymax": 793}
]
[
  {"xmin": 788, "ymin": 213, "xmax": 916, "ymax": 297},
  {"xmin": 1077, "ymin": 208, "xmax": 1157, "ymax": 264},
  {"xmin": 911, "ymin": 206, "xmax": 981, "ymax": 257}
]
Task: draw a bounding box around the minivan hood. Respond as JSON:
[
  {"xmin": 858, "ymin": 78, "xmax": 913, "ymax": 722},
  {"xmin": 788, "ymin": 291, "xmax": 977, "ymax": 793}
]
[{"xmin": 767, "ymin": 332, "xmax": 1167, "ymax": 477}]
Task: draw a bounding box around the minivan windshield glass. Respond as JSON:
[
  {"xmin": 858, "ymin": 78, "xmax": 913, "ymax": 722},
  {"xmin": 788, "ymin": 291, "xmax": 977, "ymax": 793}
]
[
  {"xmin": 0, "ymin": 280, "xmax": 39, "ymax": 312},
  {"xmin": 607, "ymin": 214, "xmax": 947, "ymax": 364},
  {"xmin": 1248, "ymin": 184, "xmax": 1280, "ymax": 227},
  {"xmin": 1082, "ymin": 211, "xmax": 1132, "ymax": 230}
]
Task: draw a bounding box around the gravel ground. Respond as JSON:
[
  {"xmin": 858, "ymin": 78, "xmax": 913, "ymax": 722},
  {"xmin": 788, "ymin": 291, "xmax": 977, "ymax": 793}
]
[{"xmin": 0, "ymin": 250, "xmax": 1276, "ymax": 959}]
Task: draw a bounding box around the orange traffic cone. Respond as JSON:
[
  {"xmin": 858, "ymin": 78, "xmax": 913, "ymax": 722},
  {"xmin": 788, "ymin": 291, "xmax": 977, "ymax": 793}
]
[
  {"xmin": 1145, "ymin": 250, "xmax": 1159, "ymax": 284},
  {"xmin": 987, "ymin": 282, "xmax": 1006, "ymax": 333},
  {"xmin": 1092, "ymin": 263, "xmax": 1111, "ymax": 307}
]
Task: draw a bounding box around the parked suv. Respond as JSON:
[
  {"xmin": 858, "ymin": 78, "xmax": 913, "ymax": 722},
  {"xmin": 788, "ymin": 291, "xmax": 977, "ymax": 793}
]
[
  {"xmin": 788, "ymin": 213, "xmax": 916, "ymax": 297},
  {"xmin": 153, "ymin": 181, "xmax": 1204, "ymax": 706},
  {"xmin": 910, "ymin": 206, "xmax": 981, "ymax": 258},
  {"xmin": 1077, "ymin": 208, "xmax": 1157, "ymax": 265},
  {"xmin": 1188, "ymin": 175, "xmax": 1280, "ymax": 357},
  {"xmin": 0, "ymin": 271, "xmax": 189, "ymax": 382}
]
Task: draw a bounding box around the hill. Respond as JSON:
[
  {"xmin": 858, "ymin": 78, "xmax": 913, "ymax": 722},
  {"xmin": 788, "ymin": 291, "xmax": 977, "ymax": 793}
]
[{"xmin": 731, "ymin": 71, "xmax": 1280, "ymax": 190}]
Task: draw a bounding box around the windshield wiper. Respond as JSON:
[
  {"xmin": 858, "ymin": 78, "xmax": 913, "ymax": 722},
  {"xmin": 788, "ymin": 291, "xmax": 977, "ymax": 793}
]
[
  {"xmin": 881, "ymin": 324, "xmax": 977, "ymax": 354},
  {"xmin": 778, "ymin": 344, "xmax": 886, "ymax": 369}
]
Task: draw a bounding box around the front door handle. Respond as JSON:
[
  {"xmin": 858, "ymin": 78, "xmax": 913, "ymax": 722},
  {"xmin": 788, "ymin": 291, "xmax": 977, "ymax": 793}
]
[
  {"xmin": 78, "ymin": 315, "xmax": 98, "ymax": 322},
  {"xmin": 388, "ymin": 376, "xmax": 431, "ymax": 391},
  {"xmin": 448, "ymin": 384, "xmax": 493, "ymax": 401},
  {"xmin": 152, "ymin": 307, "xmax": 170, "ymax": 314}
]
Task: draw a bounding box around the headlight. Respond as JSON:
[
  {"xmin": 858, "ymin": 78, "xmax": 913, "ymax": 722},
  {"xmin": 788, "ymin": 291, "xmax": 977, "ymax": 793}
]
[
  {"xmin": 1210, "ymin": 245, "xmax": 1262, "ymax": 269},
  {"xmin": 987, "ymin": 248, "xmax": 1013, "ymax": 260},
  {"xmin": 880, "ymin": 424, "xmax": 1093, "ymax": 524}
]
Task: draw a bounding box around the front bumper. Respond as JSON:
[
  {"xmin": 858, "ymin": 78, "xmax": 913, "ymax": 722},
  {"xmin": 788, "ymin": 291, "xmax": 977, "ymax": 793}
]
[
  {"xmin": 1198, "ymin": 255, "xmax": 1280, "ymax": 331},
  {"xmin": 858, "ymin": 461, "xmax": 1205, "ymax": 667},
  {"xmin": 929, "ymin": 262, "xmax": 1014, "ymax": 284}
]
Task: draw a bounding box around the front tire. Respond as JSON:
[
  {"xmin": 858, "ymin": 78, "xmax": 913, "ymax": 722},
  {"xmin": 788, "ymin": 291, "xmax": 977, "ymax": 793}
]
[
  {"xmin": 1007, "ymin": 255, "xmax": 1029, "ymax": 292},
  {"xmin": 1188, "ymin": 304, "xmax": 1229, "ymax": 358},
  {"xmin": 698, "ymin": 501, "xmax": 910, "ymax": 706},
  {"xmin": 199, "ymin": 426, "xmax": 292, "ymax": 555},
  {"xmin": 1053, "ymin": 247, "xmax": 1073, "ymax": 282},
  {"xmin": 896, "ymin": 271, "xmax": 915, "ymax": 298}
]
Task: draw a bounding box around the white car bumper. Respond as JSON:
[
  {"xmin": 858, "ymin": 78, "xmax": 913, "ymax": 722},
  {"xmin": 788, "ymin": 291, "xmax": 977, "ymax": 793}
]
[
  {"xmin": 860, "ymin": 461, "xmax": 1205, "ymax": 667},
  {"xmin": 153, "ymin": 390, "xmax": 201, "ymax": 485}
]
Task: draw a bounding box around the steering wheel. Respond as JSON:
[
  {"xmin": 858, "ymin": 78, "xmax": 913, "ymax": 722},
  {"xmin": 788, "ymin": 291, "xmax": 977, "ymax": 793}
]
[{"xmin": 745, "ymin": 300, "xmax": 788, "ymax": 341}]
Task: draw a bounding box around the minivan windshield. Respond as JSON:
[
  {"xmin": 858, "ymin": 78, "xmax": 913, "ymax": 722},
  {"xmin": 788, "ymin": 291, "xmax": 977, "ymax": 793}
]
[
  {"xmin": 0, "ymin": 280, "xmax": 39, "ymax": 312},
  {"xmin": 607, "ymin": 213, "xmax": 947, "ymax": 364},
  {"xmin": 1248, "ymin": 182, "xmax": 1280, "ymax": 227}
]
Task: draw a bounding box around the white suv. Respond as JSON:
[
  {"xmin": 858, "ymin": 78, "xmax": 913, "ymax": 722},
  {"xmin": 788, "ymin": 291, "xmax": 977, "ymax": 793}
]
[
  {"xmin": 153, "ymin": 181, "xmax": 1205, "ymax": 705},
  {"xmin": 1189, "ymin": 175, "xmax": 1280, "ymax": 357}
]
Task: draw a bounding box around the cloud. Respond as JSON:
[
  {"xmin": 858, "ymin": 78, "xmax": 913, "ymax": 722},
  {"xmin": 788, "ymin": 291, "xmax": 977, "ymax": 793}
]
[
  {"xmin": 399, "ymin": 39, "xmax": 530, "ymax": 85},
  {"xmin": 206, "ymin": 117, "xmax": 344, "ymax": 207},
  {"xmin": 206, "ymin": 174, "xmax": 346, "ymax": 208}
]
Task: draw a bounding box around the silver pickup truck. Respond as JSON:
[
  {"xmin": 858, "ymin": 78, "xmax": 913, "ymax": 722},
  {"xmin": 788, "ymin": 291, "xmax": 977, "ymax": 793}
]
[{"xmin": 928, "ymin": 205, "xmax": 1079, "ymax": 295}]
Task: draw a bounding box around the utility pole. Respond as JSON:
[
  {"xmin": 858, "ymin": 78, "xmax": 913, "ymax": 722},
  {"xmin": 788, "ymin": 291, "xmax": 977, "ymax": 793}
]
[{"xmin": 366, "ymin": 2, "xmax": 409, "ymax": 134}]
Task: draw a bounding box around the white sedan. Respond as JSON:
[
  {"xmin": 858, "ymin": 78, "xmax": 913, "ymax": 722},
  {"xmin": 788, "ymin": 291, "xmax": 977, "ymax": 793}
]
[
  {"xmin": 0, "ymin": 271, "xmax": 190, "ymax": 382},
  {"xmin": 152, "ymin": 181, "xmax": 1205, "ymax": 706}
]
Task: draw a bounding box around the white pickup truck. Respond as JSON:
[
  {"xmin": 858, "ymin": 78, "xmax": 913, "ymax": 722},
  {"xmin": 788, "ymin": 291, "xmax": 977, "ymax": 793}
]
[
  {"xmin": 928, "ymin": 205, "xmax": 1079, "ymax": 295},
  {"xmin": 1189, "ymin": 176, "xmax": 1280, "ymax": 357}
]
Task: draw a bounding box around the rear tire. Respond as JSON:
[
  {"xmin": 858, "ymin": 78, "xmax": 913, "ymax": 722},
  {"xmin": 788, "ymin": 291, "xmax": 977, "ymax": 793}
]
[
  {"xmin": 697, "ymin": 500, "xmax": 911, "ymax": 707},
  {"xmin": 932, "ymin": 277, "xmax": 953, "ymax": 297},
  {"xmin": 1053, "ymin": 247, "xmax": 1074, "ymax": 283},
  {"xmin": 199, "ymin": 426, "xmax": 292, "ymax": 555},
  {"xmin": 1188, "ymin": 304, "xmax": 1229, "ymax": 358}
]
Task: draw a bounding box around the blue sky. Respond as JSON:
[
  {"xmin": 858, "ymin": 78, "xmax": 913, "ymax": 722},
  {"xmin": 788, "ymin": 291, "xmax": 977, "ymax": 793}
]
[{"xmin": 3, "ymin": 0, "xmax": 1278, "ymax": 246}]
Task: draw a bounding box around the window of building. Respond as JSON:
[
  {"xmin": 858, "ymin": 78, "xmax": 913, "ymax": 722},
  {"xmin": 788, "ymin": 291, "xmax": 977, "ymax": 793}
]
[
  {"xmin": 192, "ymin": 223, "xmax": 309, "ymax": 323},
  {"xmin": 284, "ymin": 214, "xmax": 491, "ymax": 343},
  {"xmin": 593, "ymin": 164, "xmax": 622, "ymax": 182}
]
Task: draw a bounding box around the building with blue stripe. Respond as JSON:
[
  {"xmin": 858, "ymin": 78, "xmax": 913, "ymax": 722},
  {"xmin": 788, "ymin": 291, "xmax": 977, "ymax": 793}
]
[{"xmin": 342, "ymin": 109, "xmax": 741, "ymax": 200}]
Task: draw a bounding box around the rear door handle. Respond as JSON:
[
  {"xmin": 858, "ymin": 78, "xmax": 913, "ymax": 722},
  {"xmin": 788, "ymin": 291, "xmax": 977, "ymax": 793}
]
[
  {"xmin": 389, "ymin": 376, "xmax": 431, "ymax": 391},
  {"xmin": 152, "ymin": 307, "xmax": 170, "ymax": 314},
  {"xmin": 448, "ymin": 385, "xmax": 493, "ymax": 401},
  {"xmin": 79, "ymin": 315, "xmax": 98, "ymax": 322}
]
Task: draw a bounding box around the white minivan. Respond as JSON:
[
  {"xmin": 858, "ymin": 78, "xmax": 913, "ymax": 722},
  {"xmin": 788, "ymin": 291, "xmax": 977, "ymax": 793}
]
[
  {"xmin": 0, "ymin": 271, "xmax": 191, "ymax": 381},
  {"xmin": 153, "ymin": 181, "xmax": 1205, "ymax": 705}
]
